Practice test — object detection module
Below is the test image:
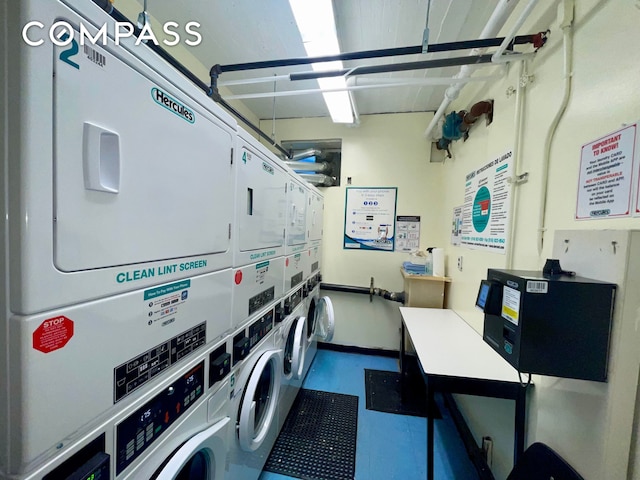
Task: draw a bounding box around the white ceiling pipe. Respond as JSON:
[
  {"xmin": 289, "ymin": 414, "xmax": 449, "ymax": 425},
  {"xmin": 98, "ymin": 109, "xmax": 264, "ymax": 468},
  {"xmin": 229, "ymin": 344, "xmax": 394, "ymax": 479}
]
[
  {"xmin": 492, "ymin": 0, "xmax": 540, "ymax": 63},
  {"xmin": 224, "ymin": 72, "xmax": 505, "ymax": 101},
  {"xmin": 423, "ymin": 0, "xmax": 521, "ymax": 139},
  {"xmin": 219, "ymin": 74, "xmax": 291, "ymax": 87}
]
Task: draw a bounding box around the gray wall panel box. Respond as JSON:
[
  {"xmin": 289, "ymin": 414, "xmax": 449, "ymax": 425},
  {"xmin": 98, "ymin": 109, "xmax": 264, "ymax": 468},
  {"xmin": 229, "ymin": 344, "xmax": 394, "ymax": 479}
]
[{"xmin": 478, "ymin": 269, "xmax": 616, "ymax": 382}]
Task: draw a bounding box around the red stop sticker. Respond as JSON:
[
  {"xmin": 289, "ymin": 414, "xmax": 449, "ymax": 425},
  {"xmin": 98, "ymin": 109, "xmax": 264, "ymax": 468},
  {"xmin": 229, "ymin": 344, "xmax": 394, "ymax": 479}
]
[
  {"xmin": 33, "ymin": 316, "xmax": 74, "ymax": 353},
  {"xmin": 234, "ymin": 270, "xmax": 243, "ymax": 285},
  {"xmin": 286, "ymin": 258, "xmax": 290, "ymax": 267}
]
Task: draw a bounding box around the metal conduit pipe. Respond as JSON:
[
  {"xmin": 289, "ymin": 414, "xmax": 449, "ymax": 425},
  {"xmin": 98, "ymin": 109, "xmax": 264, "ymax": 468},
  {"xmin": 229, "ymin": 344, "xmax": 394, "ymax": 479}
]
[
  {"xmin": 423, "ymin": 0, "xmax": 520, "ymax": 139},
  {"xmin": 320, "ymin": 278, "xmax": 405, "ymax": 304},
  {"xmin": 285, "ymin": 161, "xmax": 331, "ymax": 173},
  {"xmin": 214, "ymin": 35, "xmax": 540, "ymax": 74}
]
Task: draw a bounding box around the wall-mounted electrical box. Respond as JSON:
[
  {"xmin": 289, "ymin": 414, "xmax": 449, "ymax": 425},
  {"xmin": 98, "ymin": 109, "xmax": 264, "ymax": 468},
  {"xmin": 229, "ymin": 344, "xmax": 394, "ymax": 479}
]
[{"xmin": 478, "ymin": 269, "xmax": 616, "ymax": 382}]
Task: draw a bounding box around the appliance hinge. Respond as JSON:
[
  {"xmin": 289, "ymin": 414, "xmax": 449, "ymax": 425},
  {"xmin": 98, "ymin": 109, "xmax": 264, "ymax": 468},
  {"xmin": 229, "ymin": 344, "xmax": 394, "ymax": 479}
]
[
  {"xmin": 285, "ymin": 183, "xmax": 288, "ymax": 193},
  {"xmin": 230, "ymin": 148, "xmax": 234, "ymax": 165},
  {"xmin": 228, "ymin": 223, "xmax": 231, "ymax": 239}
]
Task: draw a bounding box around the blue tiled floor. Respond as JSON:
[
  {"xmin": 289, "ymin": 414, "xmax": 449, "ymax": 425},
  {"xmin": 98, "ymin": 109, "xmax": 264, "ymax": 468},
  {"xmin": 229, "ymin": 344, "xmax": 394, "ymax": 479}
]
[{"xmin": 259, "ymin": 349, "xmax": 479, "ymax": 480}]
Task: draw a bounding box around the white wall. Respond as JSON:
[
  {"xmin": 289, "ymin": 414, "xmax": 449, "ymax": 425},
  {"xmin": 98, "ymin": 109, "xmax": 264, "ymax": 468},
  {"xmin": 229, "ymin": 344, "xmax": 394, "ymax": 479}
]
[
  {"xmin": 437, "ymin": 1, "xmax": 640, "ymax": 479},
  {"xmin": 262, "ymin": 113, "xmax": 446, "ymax": 350}
]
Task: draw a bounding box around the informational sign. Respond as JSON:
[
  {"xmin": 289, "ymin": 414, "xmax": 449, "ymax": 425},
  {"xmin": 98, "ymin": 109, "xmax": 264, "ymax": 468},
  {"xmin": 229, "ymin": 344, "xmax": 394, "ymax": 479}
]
[
  {"xmin": 577, "ymin": 124, "xmax": 636, "ymax": 219},
  {"xmin": 395, "ymin": 215, "xmax": 421, "ymax": 252},
  {"xmin": 33, "ymin": 316, "xmax": 74, "ymax": 353},
  {"xmin": 451, "ymin": 206, "xmax": 463, "ymax": 246},
  {"xmin": 460, "ymin": 150, "xmax": 513, "ymax": 253},
  {"xmin": 344, "ymin": 187, "xmax": 397, "ymax": 251}
]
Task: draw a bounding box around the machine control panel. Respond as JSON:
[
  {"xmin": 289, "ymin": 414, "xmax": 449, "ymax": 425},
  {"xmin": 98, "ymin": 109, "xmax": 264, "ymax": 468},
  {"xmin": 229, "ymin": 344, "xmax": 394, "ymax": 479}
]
[
  {"xmin": 209, "ymin": 343, "xmax": 231, "ymax": 387},
  {"xmin": 114, "ymin": 323, "xmax": 206, "ymax": 402},
  {"xmin": 249, "ymin": 286, "xmax": 275, "ymax": 316},
  {"xmin": 116, "ymin": 361, "xmax": 205, "ymax": 475},
  {"xmin": 289, "ymin": 288, "xmax": 302, "ymax": 311},
  {"xmin": 290, "ymin": 271, "xmax": 303, "ymax": 291},
  {"xmin": 43, "ymin": 434, "xmax": 108, "ymax": 480},
  {"xmin": 274, "ymin": 302, "xmax": 284, "ymax": 323},
  {"xmin": 249, "ymin": 309, "xmax": 274, "ymax": 349},
  {"xmin": 233, "ymin": 331, "xmax": 250, "ymax": 365}
]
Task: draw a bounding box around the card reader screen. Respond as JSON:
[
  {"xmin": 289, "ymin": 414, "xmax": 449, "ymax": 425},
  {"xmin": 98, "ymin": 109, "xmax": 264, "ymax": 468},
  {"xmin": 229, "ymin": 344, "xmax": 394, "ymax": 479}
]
[{"xmin": 476, "ymin": 281, "xmax": 491, "ymax": 310}]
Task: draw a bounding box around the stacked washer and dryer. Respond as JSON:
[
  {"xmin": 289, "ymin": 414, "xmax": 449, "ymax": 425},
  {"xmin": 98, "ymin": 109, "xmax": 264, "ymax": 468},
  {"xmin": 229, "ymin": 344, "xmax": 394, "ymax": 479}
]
[{"xmin": 1, "ymin": 2, "xmax": 332, "ymax": 480}]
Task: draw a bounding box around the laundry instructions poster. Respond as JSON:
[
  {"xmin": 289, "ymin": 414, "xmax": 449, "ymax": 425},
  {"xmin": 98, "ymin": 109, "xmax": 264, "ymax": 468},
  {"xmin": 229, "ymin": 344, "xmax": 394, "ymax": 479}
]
[
  {"xmin": 461, "ymin": 150, "xmax": 513, "ymax": 253},
  {"xmin": 344, "ymin": 187, "xmax": 397, "ymax": 251}
]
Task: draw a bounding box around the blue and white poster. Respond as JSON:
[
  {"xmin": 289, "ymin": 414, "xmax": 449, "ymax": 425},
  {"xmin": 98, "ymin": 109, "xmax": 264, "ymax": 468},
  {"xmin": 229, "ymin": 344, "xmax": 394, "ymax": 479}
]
[
  {"xmin": 344, "ymin": 187, "xmax": 397, "ymax": 251},
  {"xmin": 461, "ymin": 150, "xmax": 512, "ymax": 253}
]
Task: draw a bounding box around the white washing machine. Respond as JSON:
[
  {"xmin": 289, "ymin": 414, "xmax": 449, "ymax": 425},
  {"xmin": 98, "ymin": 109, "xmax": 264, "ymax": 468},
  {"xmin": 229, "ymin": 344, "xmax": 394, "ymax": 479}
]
[
  {"xmin": 306, "ymin": 184, "xmax": 324, "ymax": 250},
  {"xmin": 233, "ymin": 127, "xmax": 288, "ymax": 268},
  {"xmin": 284, "ymin": 175, "xmax": 308, "ymax": 256},
  {"xmin": 19, "ymin": 337, "xmax": 232, "ymax": 480},
  {"xmin": 273, "ymin": 300, "xmax": 307, "ymax": 433},
  {"xmin": 302, "ymin": 273, "xmax": 335, "ymax": 380},
  {"xmin": 6, "ymin": 269, "xmax": 232, "ymax": 476},
  {"xmin": 227, "ymin": 304, "xmax": 282, "ymax": 480},
  {"xmin": 232, "ymin": 257, "xmax": 285, "ymax": 332}
]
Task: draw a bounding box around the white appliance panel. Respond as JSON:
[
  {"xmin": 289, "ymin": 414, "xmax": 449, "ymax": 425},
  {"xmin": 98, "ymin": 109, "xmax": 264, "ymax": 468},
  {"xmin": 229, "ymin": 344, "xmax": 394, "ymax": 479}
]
[
  {"xmin": 232, "ymin": 257, "xmax": 285, "ymax": 330},
  {"xmin": 7, "ymin": 269, "xmax": 232, "ymax": 472},
  {"xmin": 234, "ymin": 130, "xmax": 287, "ymax": 267},
  {"xmin": 285, "ymin": 177, "xmax": 308, "ymax": 253},
  {"xmin": 6, "ymin": 4, "xmax": 237, "ymax": 315},
  {"xmin": 53, "ymin": 31, "xmax": 234, "ymax": 272},
  {"xmin": 307, "ymin": 187, "xmax": 324, "ymax": 246},
  {"xmin": 305, "ymin": 246, "xmax": 322, "ymax": 279},
  {"xmin": 284, "ymin": 252, "xmax": 306, "ymax": 295}
]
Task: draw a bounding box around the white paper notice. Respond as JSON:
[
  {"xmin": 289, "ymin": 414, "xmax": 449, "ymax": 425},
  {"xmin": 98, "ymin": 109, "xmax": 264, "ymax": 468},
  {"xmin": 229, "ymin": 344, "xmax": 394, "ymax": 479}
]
[
  {"xmin": 501, "ymin": 286, "xmax": 520, "ymax": 326},
  {"xmin": 576, "ymin": 124, "xmax": 636, "ymax": 219}
]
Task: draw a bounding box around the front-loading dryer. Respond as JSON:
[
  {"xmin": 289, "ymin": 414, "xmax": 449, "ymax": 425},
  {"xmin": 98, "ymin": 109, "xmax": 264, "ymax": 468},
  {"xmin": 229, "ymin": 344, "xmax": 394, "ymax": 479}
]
[
  {"xmin": 302, "ymin": 273, "xmax": 335, "ymax": 380},
  {"xmin": 274, "ymin": 301, "xmax": 307, "ymax": 433},
  {"xmin": 227, "ymin": 304, "xmax": 282, "ymax": 480}
]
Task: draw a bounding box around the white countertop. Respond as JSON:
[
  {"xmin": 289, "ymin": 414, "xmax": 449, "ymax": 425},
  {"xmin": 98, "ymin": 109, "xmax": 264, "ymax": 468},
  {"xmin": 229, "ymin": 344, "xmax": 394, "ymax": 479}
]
[{"xmin": 400, "ymin": 307, "xmax": 522, "ymax": 383}]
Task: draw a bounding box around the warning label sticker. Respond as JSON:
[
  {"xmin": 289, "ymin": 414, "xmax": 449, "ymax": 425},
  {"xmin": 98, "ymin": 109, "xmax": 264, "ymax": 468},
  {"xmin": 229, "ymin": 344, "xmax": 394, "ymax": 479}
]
[{"xmin": 33, "ymin": 316, "xmax": 74, "ymax": 353}]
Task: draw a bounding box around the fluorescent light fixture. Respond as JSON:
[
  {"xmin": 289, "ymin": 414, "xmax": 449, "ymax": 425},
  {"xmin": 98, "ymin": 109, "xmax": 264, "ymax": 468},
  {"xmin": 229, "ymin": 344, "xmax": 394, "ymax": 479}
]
[{"xmin": 289, "ymin": 0, "xmax": 354, "ymax": 123}]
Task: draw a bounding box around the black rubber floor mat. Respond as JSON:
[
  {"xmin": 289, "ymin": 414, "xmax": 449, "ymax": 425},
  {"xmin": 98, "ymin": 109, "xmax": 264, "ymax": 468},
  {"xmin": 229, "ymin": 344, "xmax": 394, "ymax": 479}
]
[
  {"xmin": 264, "ymin": 389, "xmax": 358, "ymax": 480},
  {"xmin": 364, "ymin": 369, "xmax": 441, "ymax": 418}
]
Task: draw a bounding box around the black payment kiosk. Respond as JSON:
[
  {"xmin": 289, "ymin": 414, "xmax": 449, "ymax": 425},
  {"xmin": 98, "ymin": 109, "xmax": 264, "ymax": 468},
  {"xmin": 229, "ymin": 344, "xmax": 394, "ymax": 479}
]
[{"xmin": 477, "ymin": 269, "xmax": 616, "ymax": 382}]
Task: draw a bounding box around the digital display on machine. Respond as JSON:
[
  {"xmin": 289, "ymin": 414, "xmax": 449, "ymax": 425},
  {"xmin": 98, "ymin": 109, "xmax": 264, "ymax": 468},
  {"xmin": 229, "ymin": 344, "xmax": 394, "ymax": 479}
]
[
  {"xmin": 115, "ymin": 361, "xmax": 205, "ymax": 475},
  {"xmin": 249, "ymin": 309, "xmax": 274, "ymax": 349},
  {"xmin": 249, "ymin": 286, "xmax": 275, "ymax": 315},
  {"xmin": 476, "ymin": 281, "xmax": 491, "ymax": 310},
  {"xmin": 290, "ymin": 272, "xmax": 303, "ymax": 289},
  {"xmin": 114, "ymin": 323, "xmax": 206, "ymax": 402}
]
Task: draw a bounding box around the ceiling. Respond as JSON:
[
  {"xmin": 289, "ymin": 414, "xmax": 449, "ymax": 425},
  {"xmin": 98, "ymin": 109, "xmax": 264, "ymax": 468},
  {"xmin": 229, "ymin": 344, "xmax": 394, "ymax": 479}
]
[{"xmin": 142, "ymin": 0, "xmax": 521, "ymax": 121}]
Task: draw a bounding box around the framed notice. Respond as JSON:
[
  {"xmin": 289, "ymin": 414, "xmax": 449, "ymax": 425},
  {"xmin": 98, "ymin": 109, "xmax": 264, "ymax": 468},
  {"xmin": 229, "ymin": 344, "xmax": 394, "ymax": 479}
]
[
  {"xmin": 396, "ymin": 215, "xmax": 421, "ymax": 252},
  {"xmin": 344, "ymin": 187, "xmax": 397, "ymax": 251},
  {"xmin": 460, "ymin": 150, "xmax": 513, "ymax": 253},
  {"xmin": 577, "ymin": 124, "xmax": 636, "ymax": 219}
]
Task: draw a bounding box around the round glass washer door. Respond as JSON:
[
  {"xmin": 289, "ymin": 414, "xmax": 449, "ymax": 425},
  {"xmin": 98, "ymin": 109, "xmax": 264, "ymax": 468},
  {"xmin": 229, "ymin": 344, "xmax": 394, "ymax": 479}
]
[
  {"xmin": 315, "ymin": 296, "xmax": 335, "ymax": 342},
  {"xmin": 151, "ymin": 418, "xmax": 230, "ymax": 480},
  {"xmin": 238, "ymin": 350, "xmax": 282, "ymax": 452},
  {"xmin": 284, "ymin": 315, "xmax": 307, "ymax": 379}
]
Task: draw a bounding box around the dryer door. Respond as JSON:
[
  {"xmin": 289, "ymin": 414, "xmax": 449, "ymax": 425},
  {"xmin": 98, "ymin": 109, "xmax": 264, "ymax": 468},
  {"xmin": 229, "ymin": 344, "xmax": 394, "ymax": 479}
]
[
  {"xmin": 315, "ymin": 296, "xmax": 335, "ymax": 342},
  {"xmin": 285, "ymin": 315, "xmax": 307, "ymax": 380},
  {"xmin": 152, "ymin": 417, "xmax": 230, "ymax": 480},
  {"xmin": 238, "ymin": 350, "xmax": 282, "ymax": 452}
]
